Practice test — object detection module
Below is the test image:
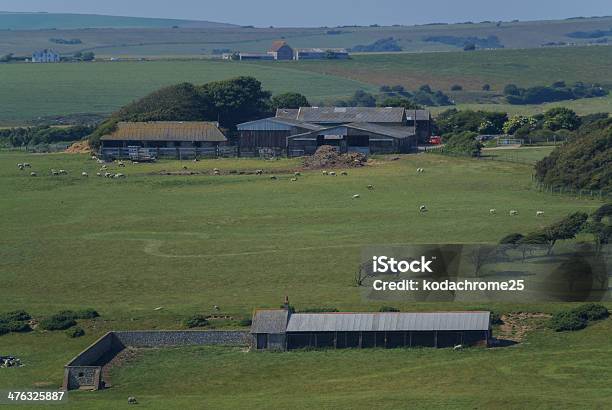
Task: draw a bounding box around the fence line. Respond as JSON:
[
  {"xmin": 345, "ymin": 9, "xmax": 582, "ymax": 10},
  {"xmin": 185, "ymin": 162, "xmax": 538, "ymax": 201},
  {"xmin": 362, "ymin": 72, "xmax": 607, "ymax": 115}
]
[{"xmin": 425, "ymin": 149, "xmax": 610, "ymax": 200}]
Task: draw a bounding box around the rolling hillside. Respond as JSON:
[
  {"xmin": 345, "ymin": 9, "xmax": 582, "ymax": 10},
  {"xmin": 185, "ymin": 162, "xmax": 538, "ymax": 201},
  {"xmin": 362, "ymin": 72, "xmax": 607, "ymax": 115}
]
[
  {"xmin": 0, "ymin": 12, "xmax": 235, "ymax": 30},
  {"xmin": 1, "ymin": 15, "xmax": 612, "ymax": 57}
]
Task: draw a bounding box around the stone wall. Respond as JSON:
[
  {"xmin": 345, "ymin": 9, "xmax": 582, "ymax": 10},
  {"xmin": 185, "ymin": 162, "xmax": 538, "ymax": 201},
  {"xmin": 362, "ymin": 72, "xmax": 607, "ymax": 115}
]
[
  {"xmin": 114, "ymin": 330, "xmax": 250, "ymax": 348},
  {"xmin": 63, "ymin": 330, "xmax": 251, "ymax": 390}
]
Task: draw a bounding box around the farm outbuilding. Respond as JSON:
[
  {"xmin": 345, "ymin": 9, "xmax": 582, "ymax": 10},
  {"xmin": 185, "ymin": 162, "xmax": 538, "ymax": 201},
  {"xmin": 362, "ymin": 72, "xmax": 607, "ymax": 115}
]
[
  {"xmin": 237, "ymin": 107, "xmax": 429, "ymax": 157},
  {"xmin": 100, "ymin": 121, "xmax": 228, "ymax": 159},
  {"xmin": 268, "ymin": 41, "xmax": 294, "ymax": 60},
  {"xmin": 251, "ymin": 310, "xmax": 491, "ymax": 350},
  {"xmin": 287, "ymin": 122, "xmax": 417, "ymax": 156}
]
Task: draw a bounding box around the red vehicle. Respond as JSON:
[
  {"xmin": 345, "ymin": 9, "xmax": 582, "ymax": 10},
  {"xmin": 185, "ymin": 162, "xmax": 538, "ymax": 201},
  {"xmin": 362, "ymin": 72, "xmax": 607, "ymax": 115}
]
[{"xmin": 429, "ymin": 136, "xmax": 442, "ymax": 145}]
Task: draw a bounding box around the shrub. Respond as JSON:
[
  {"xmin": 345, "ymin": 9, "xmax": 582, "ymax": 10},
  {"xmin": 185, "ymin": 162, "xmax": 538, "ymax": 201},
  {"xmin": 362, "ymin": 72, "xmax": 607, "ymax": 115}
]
[
  {"xmin": 0, "ymin": 310, "xmax": 31, "ymax": 323},
  {"xmin": 57, "ymin": 309, "xmax": 100, "ymax": 320},
  {"xmin": 490, "ymin": 312, "xmax": 504, "ymax": 325},
  {"xmin": 450, "ymin": 84, "xmax": 463, "ymax": 91},
  {"xmin": 39, "ymin": 314, "xmax": 77, "ymax": 331},
  {"xmin": 572, "ymin": 303, "xmax": 609, "ymax": 321},
  {"xmin": 66, "ymin": 327, "xmax": 85, "ymax": 338},
  {"xmin": 379, "ymin": 306, "xmax": 400, "ymax": 312},
  {"xmin": 300, "ymin": 307, "xmax": 339, "ymax": 313},
  {"xmin": 6, "ymin": 321, "xmax": 31, "ymax": 333},
  {"xmin": 184, "ymin": 315, "xmax": 209, "ymax": 328},
  {"xmin": 549, "ymin": 310, "xmax": 587, "ymax": 331}
]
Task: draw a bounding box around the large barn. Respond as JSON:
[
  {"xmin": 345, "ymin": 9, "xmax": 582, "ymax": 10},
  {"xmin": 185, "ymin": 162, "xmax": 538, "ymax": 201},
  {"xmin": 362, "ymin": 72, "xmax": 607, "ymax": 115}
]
[
  {"xmin": 237, "ymin": 107, "xmax": 431, "ymax": 157},
  {"xmin": 100, "ymin": 121, "xmax": 228, "ymax": 159},
  {"xmin": 251, "ymin": 309, "xmax": 491, "ymax": 351}
]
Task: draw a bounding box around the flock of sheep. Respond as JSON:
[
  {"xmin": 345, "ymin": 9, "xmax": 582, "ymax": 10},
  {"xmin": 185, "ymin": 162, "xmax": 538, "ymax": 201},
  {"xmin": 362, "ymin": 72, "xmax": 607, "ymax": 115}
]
[{"xmin": 17, "ymin": 160, "xmax": 547, "ymax": 217}]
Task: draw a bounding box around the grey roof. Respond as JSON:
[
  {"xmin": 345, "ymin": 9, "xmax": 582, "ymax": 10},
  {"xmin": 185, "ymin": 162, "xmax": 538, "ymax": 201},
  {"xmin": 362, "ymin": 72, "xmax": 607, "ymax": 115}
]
[
  {"xmin": 286, "ymin": 312, "xmax": 490, "ymax": 332},
  {"xmin": 251, "ymin": 310, "xmax": 289, "ymax": 334},
  {"xmin": 237, "ymin": 117, "xmax": 324, "ymax": 131},
  {"xmin": 346, "ymin": 123, "xmax": 415, "ymax": 139},
  {"xmin": 276, "ymin": 108, "xmax": 299, "ymax": 119},
  {"xmin": 295, "ymin": 107, "xmax": 406, "ymax": 124}
]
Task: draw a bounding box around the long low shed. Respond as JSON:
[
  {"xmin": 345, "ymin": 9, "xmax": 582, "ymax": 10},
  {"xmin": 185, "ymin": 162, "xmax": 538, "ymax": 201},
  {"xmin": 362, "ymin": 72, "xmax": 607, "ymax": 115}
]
[{"xmin": 251, "ymin": 311, "xmax": 491, "ymax": 350}]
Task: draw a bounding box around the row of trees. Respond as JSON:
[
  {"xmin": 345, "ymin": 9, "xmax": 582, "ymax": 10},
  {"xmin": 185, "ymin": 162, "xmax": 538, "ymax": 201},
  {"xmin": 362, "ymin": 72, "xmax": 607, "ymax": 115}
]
[
  {"xmin": 500, "ymin": 205, "xmax": 612, "ymax": 264},
  {"xmin": 0, "ymin": 125, "xmax": 94, "ymax": 147},
  {"xmin": 503, "ymin": 81, "xmax": 608, "ymax": 105}
]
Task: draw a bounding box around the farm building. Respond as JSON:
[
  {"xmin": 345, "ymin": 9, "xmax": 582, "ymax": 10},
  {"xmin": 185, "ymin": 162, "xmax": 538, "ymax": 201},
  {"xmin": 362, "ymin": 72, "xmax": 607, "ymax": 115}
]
[
  {"xmin": 268, "ymin": 41, "xmax": 294, "ymax": 60},
  {"xmin": 100, "ymin": 121, "xmax": 228, "ymax": 159},
  {"xmin": 32, "ymin": 49, "xmax": 60, "ymax": 63},
  {"xmin": 237, "ymin": 107, "xmax": 430, "ymax": 157},
  {"xmin": 295, "ymin": 48, "xmax": 350, "ymax": 60},
  {"xmin": 251, "ymin": 309, "xmax": 491, "ymax": 350},
  {"xmin": 239, "ymin": 53, "xmax": 274, "ymax": 61}
]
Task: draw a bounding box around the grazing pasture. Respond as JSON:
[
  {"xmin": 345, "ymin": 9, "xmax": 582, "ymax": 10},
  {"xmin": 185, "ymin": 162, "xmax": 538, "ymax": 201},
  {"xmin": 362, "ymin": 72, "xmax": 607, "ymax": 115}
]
[{"xmin": 0, "ymin": 151, "xmax": 608, "ymax": 407}]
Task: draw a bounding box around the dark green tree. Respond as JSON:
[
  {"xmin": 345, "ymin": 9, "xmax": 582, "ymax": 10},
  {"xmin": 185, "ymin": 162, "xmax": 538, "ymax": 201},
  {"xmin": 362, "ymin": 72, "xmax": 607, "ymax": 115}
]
[{"xmin": 270, "ymin": 92, "xmax": 310, "ymax": 110}]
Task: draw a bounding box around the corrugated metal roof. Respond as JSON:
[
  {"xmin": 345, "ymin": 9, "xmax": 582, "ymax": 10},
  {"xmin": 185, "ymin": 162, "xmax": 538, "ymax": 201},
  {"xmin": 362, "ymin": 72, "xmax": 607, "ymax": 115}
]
[
  {"xmin": 286, "ymin": 312, "xmax": 490, "ymax": 332},
  {"xmin": 347, "ymin": 123, "xmax": 416, "ymax": 139},
  {"xmin": 101, "ymin": 122, "xmax": 227, "ymax": 142},
  {"xmin": 237, "ymin": 117, "xmax": 324, "ymax": 131},
  {"xmin": 297, "ymin": 48, "xmax": 348, "ymax": 53},
  {"xmin": 275, "ymin": 108, "xmax": 299, "ymax": 119},
  {"xmin": 295, "ymin": 107, "xmax": 406, "ymax": 124},
  {"xmin": 251, "ymin": 310, "xmax": 289, "ymax": 334}
]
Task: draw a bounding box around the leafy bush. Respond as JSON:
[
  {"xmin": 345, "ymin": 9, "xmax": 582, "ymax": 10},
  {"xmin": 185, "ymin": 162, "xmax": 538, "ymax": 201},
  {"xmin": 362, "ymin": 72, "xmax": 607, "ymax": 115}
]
[
  {"xmin": 350, "ymin": 37, "xmax": 402, "ymax": 52},
  {"xmin": 499, "ymin": 233, "xmax": 525, "ymax": 245},
  {"xmin": 0, "ymin": 310, "xmax": 31, "ymax": 323},
  {"xmin": 66, "ymin": 326, "xmax": 85, "ymax": 338},
  {"xmin": 57, "ymin": 309, "xmax": 99, "ymax": 320},
  {"xmin": 443, "ymin": 131, "xmax": 483, "ymax": 157},
  {"xmin": 379, "ymin": 306, "xmax": 400, "ymax": 312},
  {"xmin": 503, "ymin": 81, "xmax": 607, "ymax": 105},
  {"xmin": 549, "ymin": 310, "xmax": 587, "ymax": 331},
  {"xmin": 184, "ymin": 315, "xmax": 209, "ymax": 328},
  {"xmin": 572, "ymin": 303, "xmax": 609, "ymax": 321},
  {"xmin": 300, "ymin": 307, "xmax": 339, "ymax": 313},
  {"xmin": 535, "ymin": 118, "xmax": 612, "ymax": 191},
  {"xmin": 436, "ymin": 109, "xmax": 507, "ymax": 135},
  {"xmin": 39, "ymin": 314, "xmax": 77, "ymax": 331},
  {"xmin": 0, "ymin": 125, "xmax": 94, "ymax": 148},
  {"xmin": 490, "ymin": 312, "xmax": 504, "ymax": 325}
]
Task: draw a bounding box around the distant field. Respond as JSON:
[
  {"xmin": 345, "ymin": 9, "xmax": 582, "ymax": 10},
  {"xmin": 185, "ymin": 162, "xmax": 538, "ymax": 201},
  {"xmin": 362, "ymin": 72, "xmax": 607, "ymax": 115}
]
[
  {"xmin": 482, "ymin": 146, "xmax": 556, "ymax": 164},
  {"xmin": 0, "ymin": 60, "xmax": 377, "ymax": 124},
  {"xmin": 286, "ymin": 46, "xmax": 612, "ymax": 92},
  {"xmin": 2, "ymin": 16, "xmax": 612, "ymax": 57},
  {"xmin": 1, "ymin": 46, "xmax": 611, "ymax": 125}
]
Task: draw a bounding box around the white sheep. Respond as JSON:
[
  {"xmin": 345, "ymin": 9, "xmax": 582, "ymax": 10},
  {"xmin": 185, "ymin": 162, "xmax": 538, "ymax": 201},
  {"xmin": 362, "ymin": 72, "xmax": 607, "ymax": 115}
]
[
  {"xmin": 322, "ymin": 171, "xmax": 328, "ymax": 175},
  {"xmin": 294, "ymin": 172, "xmax": 301, "ymax": 177},
  {"xmin": 353, "ymin": 194, "xmax": 360, "ymax": 199},
  {"xmin": 118, "ymin": 161, "xmax": 125, "ymax": 167},
  {"xmin": 104, "ymin": 172, "xmax": 112, "ymax": 178},
  {"xmin": 30, "ymin": 171, "xmax": 37, "ymax": 177},
  {"xmin": 23, "ymin": 163, "xmax": 31, "ymax": 168},
  {"xmin": 329, "ymin": 171, "xmax": 336, "ymax": 176},
  {"xmin": 510, "ymin": 210, "xmax": 518, "ymax": 216},
  {"xmin": 417, "ymin": 168, "xmax": 424, "ymax": 173},
  {"xmin": 214, "ymin": 170, "xmax": 220, "ymax": 175},
  {"xmin": 341, "ymin": 171, "xmax": 348, "ymax": 176},
  {"xmin": 96, "ymin": 172, "xmax": 102, "ymax": 177},
  {"xmin": 536, "ymin": 211, "xmax": 544, "ymax": 217},
  {"xmin": 490, "ymin": 209, "xmax": 497, "ymax": 215},
  {"xmin": 115, "ymin": 173, "xmax": 126, "ymax": 179},
  {"xmin": 291, "ymin": 177, "xmax": 298, "ymax": 182},
  {"xmin": 419, "ymin": 205, "xmax": 428, "ymax": 213},
  {"xmin": 81, "ymin": 172, "xmax": 88, "ymax": 177},
  {"xmin": 367, "ymin": 184, "xmax": 375, "ymax": 190},
  {"xmin": 58, "ymin": 170, "xmax": 67, "ymax": 175},
  {"xmin": 255, "ymin": 169, "xmax": 263, "ymax": 175},
  {"xmin": 51, "ymin": 169, "xmax": 59, "ymax": 176}
]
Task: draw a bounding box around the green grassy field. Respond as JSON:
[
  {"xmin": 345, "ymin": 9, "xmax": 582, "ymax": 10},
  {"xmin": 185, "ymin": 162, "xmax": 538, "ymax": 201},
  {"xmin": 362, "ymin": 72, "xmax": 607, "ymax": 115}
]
[
  {"xmin": 1, "ymin": 46, "xmax": 611, "ymax": 125},
  {"xmin": 0, "ymin": 150, "xmax": 609, "ymax": 407},
  {"xmin": 0, "ymin": 60, "xmax": 376, "ymax": 124}
]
